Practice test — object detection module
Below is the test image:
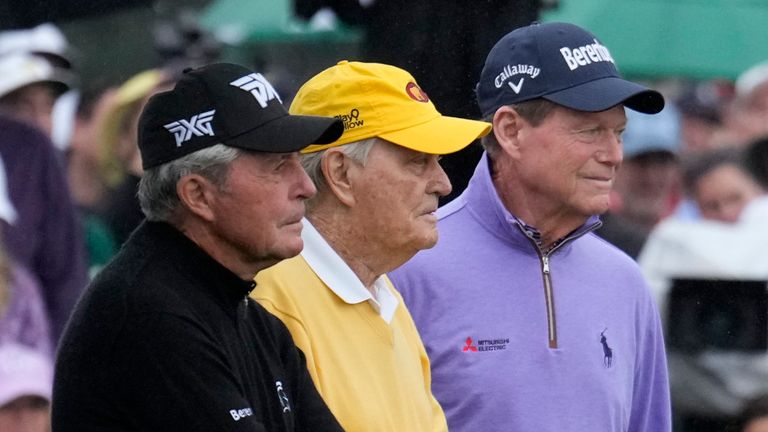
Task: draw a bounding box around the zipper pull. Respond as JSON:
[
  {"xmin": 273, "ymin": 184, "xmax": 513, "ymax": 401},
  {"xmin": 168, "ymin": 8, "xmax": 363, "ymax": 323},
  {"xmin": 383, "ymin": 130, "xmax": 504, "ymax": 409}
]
[
  {"xmin": 241, "ymin": 295, "xmax": 249, "ymax": 319},
  {"xmin": 542, "ymin": 255, "xmax": 550, "ymax": 274}
]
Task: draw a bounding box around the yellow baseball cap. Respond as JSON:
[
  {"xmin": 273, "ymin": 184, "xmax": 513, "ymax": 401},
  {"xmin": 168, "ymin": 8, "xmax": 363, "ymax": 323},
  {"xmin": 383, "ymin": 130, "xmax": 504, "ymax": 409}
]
[{"xmin": 291, "ymin": 60, "xmax": 491, "ymax": 154}]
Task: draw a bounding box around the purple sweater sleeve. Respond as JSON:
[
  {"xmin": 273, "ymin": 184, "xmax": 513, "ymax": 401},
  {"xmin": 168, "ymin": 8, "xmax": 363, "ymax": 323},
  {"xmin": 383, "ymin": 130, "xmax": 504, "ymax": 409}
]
[{"xmin": 0, "ymin": 116, "xmax": 88, "ymax": 342}]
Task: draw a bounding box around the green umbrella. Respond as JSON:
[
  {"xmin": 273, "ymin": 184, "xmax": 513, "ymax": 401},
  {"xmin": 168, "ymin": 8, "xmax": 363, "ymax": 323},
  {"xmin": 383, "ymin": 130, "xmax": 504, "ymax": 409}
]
[{"xmin": 542, "ymin": 0, "xmax": 768, "ymax": 80}]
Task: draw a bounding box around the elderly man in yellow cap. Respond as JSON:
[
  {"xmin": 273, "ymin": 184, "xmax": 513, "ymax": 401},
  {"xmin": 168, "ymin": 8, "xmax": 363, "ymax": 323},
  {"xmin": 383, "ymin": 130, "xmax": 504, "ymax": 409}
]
[{"xmin": 252, "ymin": 61, "xmax": 490, "ymax": 431}]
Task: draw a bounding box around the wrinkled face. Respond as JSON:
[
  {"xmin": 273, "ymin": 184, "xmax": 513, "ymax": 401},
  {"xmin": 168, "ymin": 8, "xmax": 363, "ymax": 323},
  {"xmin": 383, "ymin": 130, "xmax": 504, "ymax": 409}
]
[
  {"xmin": 350, "ymin": 140, "xmax": 451, "ymax": 257},
  {"xmin": 0, "ymin": 83, "xmax": 57, "ymax": 136},
  {"xmin": 514, "ymin": 104, "xmax": 626, "ymax": 220},
  {"xmin": 207, "ymin": 151, "xmax": 316, "ymax": 269},
  {"xmin": 694, "ymin": 163, "xmax": 764, "ymax": 223}
]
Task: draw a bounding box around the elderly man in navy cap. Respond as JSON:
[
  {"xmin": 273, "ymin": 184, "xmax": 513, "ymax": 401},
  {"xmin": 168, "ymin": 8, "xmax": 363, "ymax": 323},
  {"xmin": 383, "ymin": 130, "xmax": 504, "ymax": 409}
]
[{"xmin": 391, "ymin": 22, "xmax": 671, "ymax": 432}]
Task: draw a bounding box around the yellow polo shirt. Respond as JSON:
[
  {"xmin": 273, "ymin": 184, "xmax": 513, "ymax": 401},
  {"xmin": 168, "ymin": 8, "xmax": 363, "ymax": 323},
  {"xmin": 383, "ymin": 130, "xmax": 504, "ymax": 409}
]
[{"xmin": 252, "ymin": 220, "xmax": 447, "ymax": 432}]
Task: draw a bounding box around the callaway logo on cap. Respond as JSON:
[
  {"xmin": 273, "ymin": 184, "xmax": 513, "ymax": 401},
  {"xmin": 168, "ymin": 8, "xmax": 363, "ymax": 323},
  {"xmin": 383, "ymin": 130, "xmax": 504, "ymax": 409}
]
[
  {"xmin": 137, "ymin": 63, "xmax": 343, "ymax": 169},
  {"xmin": 476, "ymin": 22, "xmax": 664, "ymax": 117}
]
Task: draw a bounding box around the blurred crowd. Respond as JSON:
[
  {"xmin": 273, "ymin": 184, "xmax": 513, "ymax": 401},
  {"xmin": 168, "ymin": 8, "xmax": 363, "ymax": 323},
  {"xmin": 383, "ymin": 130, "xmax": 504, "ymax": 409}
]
[
  {"xmin": 0, "ymin": 19, "xmax": 217, "ymax": 432},
  {"xmin": 0, "ymin": 9, "xmax": 768, "ymax": 432}
]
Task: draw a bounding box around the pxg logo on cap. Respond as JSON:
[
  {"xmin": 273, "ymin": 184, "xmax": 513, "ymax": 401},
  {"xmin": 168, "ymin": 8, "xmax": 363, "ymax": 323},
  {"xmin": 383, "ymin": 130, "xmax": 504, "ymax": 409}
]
[
  {"xmin": 160, "ymin": 72, "xmax": 281, "ymax": 148},
  {"xmin": 163, "ymin": 109, "xmax": 216, "ymax": 147},
  {"xmin": 138, "ymin": 63, "xmax": 343, "ymax": 169},
  {"xmin": 476, "ymin": 22, "xmax": 664, "ymax": 117}
]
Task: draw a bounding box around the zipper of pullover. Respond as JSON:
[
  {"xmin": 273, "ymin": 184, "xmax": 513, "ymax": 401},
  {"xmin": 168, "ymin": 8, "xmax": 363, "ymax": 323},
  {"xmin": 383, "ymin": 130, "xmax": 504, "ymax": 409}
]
[
  {"xmin": 541, "ymin": 254, "xmax": 557, "ymax": 348},
  {"xmin": 517, "ymin": 220, "xmax": 602, "ymax": 349}
]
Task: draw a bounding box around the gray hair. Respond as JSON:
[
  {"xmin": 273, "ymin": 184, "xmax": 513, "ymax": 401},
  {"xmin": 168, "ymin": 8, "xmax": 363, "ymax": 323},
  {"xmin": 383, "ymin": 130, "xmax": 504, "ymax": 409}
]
[
  {"xmin": 481, "ymin": 98, "xmax": 557, "ymax": 159},
  {"xmin": 138, "ymin": 144, "xmax": 241, "ymax": 222},
  {"xmin": 300, "ymin": 137, "xmax": 377, "ymax": 206}
]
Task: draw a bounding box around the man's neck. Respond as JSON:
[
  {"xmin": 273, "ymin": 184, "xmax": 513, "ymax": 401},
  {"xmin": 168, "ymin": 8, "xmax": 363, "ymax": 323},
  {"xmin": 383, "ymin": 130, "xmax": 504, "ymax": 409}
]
[
  {"xmin": 307, "ymin": 212, "xmax": 381, "ymax": 292},
  {"xmin": 491, "ymin": 164, "xmax": 587, "ymax": 250},
  {"xmin": 178, "ymin": 219, "xmax": 275, "ymax": 281}
]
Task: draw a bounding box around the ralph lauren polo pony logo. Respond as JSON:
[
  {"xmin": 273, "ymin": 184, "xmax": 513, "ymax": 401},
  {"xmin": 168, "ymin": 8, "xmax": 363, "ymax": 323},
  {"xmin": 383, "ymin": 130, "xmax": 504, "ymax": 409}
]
[{"xmin": 600, "ymin": 328, "xmax": 613, "ymax": 368}]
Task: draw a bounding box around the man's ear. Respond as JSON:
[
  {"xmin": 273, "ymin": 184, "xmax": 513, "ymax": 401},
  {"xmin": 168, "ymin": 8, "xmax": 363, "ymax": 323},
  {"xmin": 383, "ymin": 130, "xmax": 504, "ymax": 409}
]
[
  {"xmin": 320, "ymin": 149, "xmax": 357, "ymax": 207},
  {"xmin": 176, "ymin": 174, "xmax": 217, "ymax": 222},
  {"xmin": 493, "ymin": 105, "xmax": 525, "ymax": 159}
]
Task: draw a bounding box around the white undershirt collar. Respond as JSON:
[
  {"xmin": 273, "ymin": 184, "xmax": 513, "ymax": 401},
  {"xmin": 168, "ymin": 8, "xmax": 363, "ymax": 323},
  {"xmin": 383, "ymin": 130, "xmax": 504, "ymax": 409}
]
[{"xmin": 300, "ymin": 218, "xmax": 398, "ymax": 323}]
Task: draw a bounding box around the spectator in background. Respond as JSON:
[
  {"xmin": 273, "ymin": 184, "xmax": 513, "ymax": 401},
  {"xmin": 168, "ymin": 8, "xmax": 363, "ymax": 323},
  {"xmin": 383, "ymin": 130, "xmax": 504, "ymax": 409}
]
[
  {"xmin": 0, "ymin": 52, "xmax": 72, "ymax": 138},
  {"xmin": 675, "ymin": 80, "xmax": 727, "ymax": 154},
  {"xmin": 0, "ymin": 26, "xmax": 88, "ymax": 340},
  {"xmin": 0, "ymin": 22, "xmax": 76, "ymax": 153},
  {"xmin": 716, "ymin": 61, "xmax": 768, "ymax": 148},
  {"xmin": 65, "ymin": 87, "xmax": 120, "ymax": 277},
  {"xmin": 0, "ymin": 22, "xmax": 116, "ymax": 281},
  {"xmin": 0, "ymin": 153, "xmax": 53, "ymax": 432},
  {"xmin": 682, "ymin": 147, "xmax": 764, "ymax": 224},
  {"xmin": 90, "ymin": 12, "xmax": 221, "ymax": 247},
  {"xmin": 597, "ymin": 104, "xmax": 683, "ymax": 258},
  {"xmin": 0, "ymin": 155, "xmax": 52, "ymax": 357},
  {"xmin": 0, "ymin": 344, "xmax": 53, "ymax": 432},
  {"xmin": 639, "ymin": 143, "xmax": 768, "ymax": 432},
  {"xmin": 94, "ymin": 68, "xmax": 174, "ymax": 246},
  {"xmin": 0, "ymin": 114, "xmax": 87, "ymax": 342}
]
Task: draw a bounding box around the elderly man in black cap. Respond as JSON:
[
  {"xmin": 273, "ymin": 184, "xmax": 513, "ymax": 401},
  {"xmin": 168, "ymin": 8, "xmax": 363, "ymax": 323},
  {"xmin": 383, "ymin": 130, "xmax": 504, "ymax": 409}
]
[{"xmin": 52, "ymin": 63, "xmax": 344, "ymax": 431}]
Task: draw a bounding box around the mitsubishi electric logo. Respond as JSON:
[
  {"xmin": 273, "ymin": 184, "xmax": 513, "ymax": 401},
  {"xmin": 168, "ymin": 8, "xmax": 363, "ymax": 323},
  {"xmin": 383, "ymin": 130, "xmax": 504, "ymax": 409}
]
[
  {"xmin": 230, "ymin": 73, "xmax": 282, "ymax": 108},
  {"xmin": 163, "ymin": 109, "xmax": 216, "ymax": 147},
  {"xmin": 462, "ymin": 336, "xmax": 510, "ymax": 352}
]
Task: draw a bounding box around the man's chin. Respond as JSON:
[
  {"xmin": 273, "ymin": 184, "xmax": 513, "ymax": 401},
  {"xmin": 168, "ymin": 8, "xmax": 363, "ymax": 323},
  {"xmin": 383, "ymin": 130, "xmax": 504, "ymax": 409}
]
[
  {"xmin": 258, "ymin": 243, "xmax": 303, "ymax": 271},
  {"xmin": 583, "ymin": 195, "xmax": 612, "ymax": 215},
  {"xmin": 273, "ymin": 237, "xmax": 305, "ymax": 261},
  {"xmin": 415, "ymin": 230, "xmax": 439, "ymax": 250},
  {"xmin": 284, "ymin": 238, "xmax": 304, "ymax": 258}
]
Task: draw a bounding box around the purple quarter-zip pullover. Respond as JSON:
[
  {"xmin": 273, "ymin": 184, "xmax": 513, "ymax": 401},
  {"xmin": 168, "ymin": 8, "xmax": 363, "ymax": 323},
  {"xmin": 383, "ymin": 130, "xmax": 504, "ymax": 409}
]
[{"xmin": 390, "ymin": 153, "xmax": 671, "ymax": 432}]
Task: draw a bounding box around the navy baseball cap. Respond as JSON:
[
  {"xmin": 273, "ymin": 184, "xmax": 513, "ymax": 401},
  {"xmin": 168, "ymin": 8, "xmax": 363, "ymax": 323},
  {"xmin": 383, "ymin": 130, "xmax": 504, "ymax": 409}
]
[
  {"xmin": 138, "ymin": 63, "xmax": 343, "ymax": 169},
  {"xmin": 476, "ymin": 22, "xmax": 664, "ymax": 118}
]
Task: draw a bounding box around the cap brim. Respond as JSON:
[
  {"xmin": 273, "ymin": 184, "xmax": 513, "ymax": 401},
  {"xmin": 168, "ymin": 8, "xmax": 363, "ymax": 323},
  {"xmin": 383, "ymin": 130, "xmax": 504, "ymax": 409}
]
[
  {"xmin": 544, "ymin": 77, "xmax": 664, "ymax": 114},
  {"xmin": 0, "ymin": 74, "xmax": 71, "ymax": 99},
  {"xmin": 226, "ymin": 114, "xmax": 343, "ymax": 153},
  {"xmin": 0, "ymin": 344, "xmax": 52, "ymax": 406},
  {"xmin": 378, "ymin": 115, "xmax": 491, "ymax": 155}
]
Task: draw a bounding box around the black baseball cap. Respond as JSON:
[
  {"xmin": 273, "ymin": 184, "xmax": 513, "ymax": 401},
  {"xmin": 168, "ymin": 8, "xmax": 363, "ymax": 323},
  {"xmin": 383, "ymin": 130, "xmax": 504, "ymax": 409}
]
[
  {"xmin": 476, "ymin": 22, "xmax": 664, "ymax": 118},
  {"xmin": 138, "ymin": 63, "xmax": 343, "ymax": 169}
]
